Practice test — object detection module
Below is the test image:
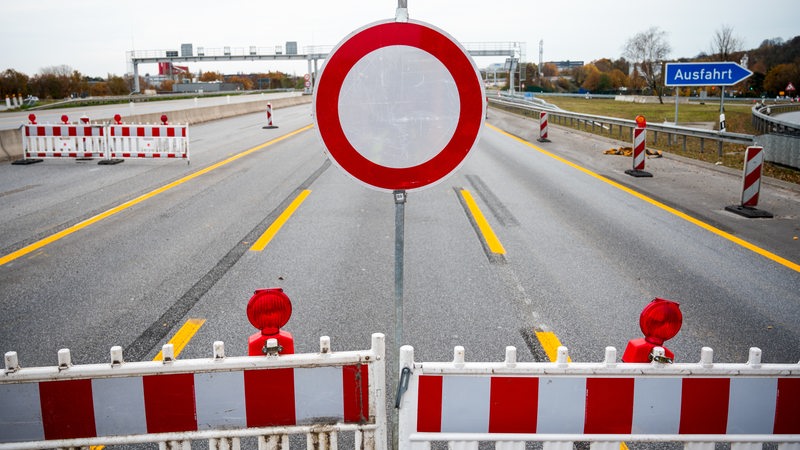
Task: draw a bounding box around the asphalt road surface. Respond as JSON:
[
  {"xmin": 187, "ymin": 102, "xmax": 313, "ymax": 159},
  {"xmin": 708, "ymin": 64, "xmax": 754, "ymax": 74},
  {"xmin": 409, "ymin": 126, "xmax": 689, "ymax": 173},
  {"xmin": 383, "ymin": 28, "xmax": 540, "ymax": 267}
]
[{"xmin": 1, "ymin": 103, "xmax": 798, "ymax": 387}]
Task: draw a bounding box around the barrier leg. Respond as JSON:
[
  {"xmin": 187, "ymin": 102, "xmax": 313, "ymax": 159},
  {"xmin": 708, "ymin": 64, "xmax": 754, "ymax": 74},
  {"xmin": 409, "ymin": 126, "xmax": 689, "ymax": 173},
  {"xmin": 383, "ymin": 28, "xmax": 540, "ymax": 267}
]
[
  {"xmin": 590, "ymin": 442, "xmax": 621, "ymax": 450},
  {"xmin": 448, "ymin": 441, "xmax": 478, "ymax": 450},
  {"xmin": 543, "ymin": 442, "xmax": 573, "ymax": 450},
  {"xmin": 685, "ymin": 443, "xmax": 714, "ymax": 450},
  {"xmin": 496, "ymin": 441, "xmax": 525, "ymax": 450}
]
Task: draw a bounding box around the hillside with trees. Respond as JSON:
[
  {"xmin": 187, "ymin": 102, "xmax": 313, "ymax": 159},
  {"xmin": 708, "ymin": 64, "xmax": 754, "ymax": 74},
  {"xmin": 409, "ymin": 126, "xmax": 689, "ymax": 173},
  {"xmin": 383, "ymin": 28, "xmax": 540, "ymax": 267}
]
[{"xmin": 519, "ymin": 30, "xmax": 800, "ymax": 99}]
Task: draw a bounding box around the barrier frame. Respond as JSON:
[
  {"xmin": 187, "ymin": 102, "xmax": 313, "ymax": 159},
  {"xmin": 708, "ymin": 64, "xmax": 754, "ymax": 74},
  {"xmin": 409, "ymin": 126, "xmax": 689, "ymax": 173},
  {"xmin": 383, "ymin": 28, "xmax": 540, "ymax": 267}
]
[
  {"xmin": 107, "ymin": 123, "xmax": 190, "ymax": 163},
  {"xmin": 17, "ymin": 122, "xmax": 191, "ymax": 165},
  {"xmin": 0, "ymin": 334, "xmax": 386, "ymax": 450},
  {"xmin": 20, "ymin": 123, "xmax": 106, "ymax": 162},
  {"xmin": 397, "ymin": 344, "xmax": 800, "ymax": 450}
]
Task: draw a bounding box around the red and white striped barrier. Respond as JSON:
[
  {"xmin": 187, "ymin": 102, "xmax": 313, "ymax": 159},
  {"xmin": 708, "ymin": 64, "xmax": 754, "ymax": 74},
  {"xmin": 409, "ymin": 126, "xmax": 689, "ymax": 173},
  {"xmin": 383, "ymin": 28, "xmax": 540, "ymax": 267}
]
[
  {"xmin": 537, "ymin": 111, "xmax": 550, "ymax": 142},
  {"xmin": 263, "ymin": 103, "xmax": 278, "ymax": 129},
  {"xmin": 107, "ymin": 124, "xmax": 189, "ymax": 162},
  {"xmin": 633, "ymin": 127, "xmax": 646, "ymax": 169},
  {"xmin": 397, "ymin": 345, "xmax": 800, "ymax": 450},
  {"xmin": 625, "ymin": 115, "xmax": 652, "ymax": 178},
  {"xmin": 725, "ymin": 146, "xmax": 773, "ymax": 218},
  {"xmin": 741, "ymin": 145, "xmax": 765, "ymax": 207},
  {"xmin": 0, "ymin": 334, "xmax": 387, "ymax": 450},
  {"xmin": 22, "ymin": 123, "xmax": 106, "ymax": 160}
]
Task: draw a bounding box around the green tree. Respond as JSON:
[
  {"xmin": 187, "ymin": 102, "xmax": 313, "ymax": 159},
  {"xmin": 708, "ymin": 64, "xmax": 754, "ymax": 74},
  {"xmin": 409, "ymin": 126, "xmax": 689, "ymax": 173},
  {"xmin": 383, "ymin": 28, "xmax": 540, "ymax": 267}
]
[
  {"xmin": 0, "ymin": 69, "xmax": 30, "ymax": 97},
  {"xmin": 89, "ymin": 81, "xmax": 110, "ymax": 96},
  {"xmin": 609, "ymin": 69, "xmax": 630, "ymax": 90},
  {"xmin": 623, "ymin": 27, "xmax": 671, "ymax": 103},
  {"xmin": 228, "ymin": 75, "xmax": 254, "ymax": 90},
  {"xmin": 199, "ymin": 71, "xmax": 223, "ymax": 82},
  {"xmin": 764, "ymin": 63, "xmax": 800, "ymax": 95},
  {"xmin": 580, "ymin": 64, "xmax": 601, "ymax": 92},
  {"xmin": 710, "ymin": 25, "xmax": 743, "ymax": 61},
  {"xmin": 107, "ymin": 75, "xmax": 130, "ymax": 95}
]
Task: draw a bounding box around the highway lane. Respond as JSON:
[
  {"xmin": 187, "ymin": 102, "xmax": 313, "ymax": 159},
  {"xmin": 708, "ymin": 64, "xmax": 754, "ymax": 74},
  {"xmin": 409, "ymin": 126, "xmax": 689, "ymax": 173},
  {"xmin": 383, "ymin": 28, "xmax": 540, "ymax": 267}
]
[
  {"xmin": 0, "ymin": 91, "xmax": 301, "ymax": 130},
  {"xmin": 0, "ymin": 103, "xmax": 798, "ymax": 379}
]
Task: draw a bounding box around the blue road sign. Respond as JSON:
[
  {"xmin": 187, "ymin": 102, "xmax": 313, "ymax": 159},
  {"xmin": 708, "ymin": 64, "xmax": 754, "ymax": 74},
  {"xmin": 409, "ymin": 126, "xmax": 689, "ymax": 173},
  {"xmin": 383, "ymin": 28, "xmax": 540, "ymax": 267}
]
[{"xmin": 664, "ymin": 62, "xmax": 752, "ymax": 87}]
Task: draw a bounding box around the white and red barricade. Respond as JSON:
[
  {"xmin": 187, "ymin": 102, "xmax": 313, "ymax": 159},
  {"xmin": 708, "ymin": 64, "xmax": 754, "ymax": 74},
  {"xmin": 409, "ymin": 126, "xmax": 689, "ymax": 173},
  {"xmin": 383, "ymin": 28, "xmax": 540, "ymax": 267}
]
[
  {"xmin": 741, "ymin": 145, "xmax": 765, "ymax": 208},
  {"xmin": 0, "ymin": 334, "xmax": 387, "ymax": 450},
  {"xmin": 397, "ymin": 345, "xmax": 800, "ymax": 450},
  {"xmin": 725, "ymin": 146, "xmax": 773, "ymax": 218},
  {"xmin": 263, "ymin": 103, "xmax": 278, "ymax": 129},
  {"xmin": 107, "ymin": 123, "xmax": 190, "ymax": 162},
  {"xmin": 22, "ymin": 123, "xmax": 106, "ymax": 160},
  {"xmin": 537, "ymin": 111, "xmax": 550, "ymax": 142},
  {"xmin": 625, "ymin": 115, "xmax": 652, "ymax": 178}
]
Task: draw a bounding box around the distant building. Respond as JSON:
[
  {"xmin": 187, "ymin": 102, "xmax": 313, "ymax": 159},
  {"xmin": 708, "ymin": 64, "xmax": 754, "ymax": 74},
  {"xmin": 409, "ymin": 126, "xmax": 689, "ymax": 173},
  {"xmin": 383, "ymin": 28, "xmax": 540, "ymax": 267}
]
[{"xmin": 549, "ymin": 60, "xmax": 584, "ymax": 72}]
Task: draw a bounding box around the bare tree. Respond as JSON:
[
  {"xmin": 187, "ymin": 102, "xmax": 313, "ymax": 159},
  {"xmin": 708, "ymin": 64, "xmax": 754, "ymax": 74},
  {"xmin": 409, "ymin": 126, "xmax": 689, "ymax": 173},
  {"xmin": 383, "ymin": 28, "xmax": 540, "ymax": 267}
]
[
  {"xmin": 623, "ymin": 27, "xmax": 671, "ymax": 103},
  {"xmin": 711, "ymin": 25, "xmax": 743, "ymax": 60}
]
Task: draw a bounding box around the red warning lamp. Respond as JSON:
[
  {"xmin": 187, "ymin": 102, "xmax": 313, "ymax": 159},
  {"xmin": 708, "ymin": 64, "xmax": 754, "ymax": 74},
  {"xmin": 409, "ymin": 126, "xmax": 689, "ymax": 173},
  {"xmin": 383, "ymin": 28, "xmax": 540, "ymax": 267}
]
[
  {"xmin": 635, "ymin": 115, "xmax": 647, "ymax": 128},
  {"xmin": 28, "ymin": 114, "xmax": 36, "ymax": 124},
  {"xmin": 160, "ymin": 114, "xmax": 168, "ymax": 125},
  {"xmin": 622, "ymin": 298, "xmax": 682, "ymax": 363},
  {"xmin": 114, "ymin": 114, "xmax": 122, "ymax": 125},
  {"xmin": 60, "ymin": 115, "xmax": 69, "ymax": 124},
  {"xmin": 247, "ymin": 288, "xmax": 295, "ymax": 356}
]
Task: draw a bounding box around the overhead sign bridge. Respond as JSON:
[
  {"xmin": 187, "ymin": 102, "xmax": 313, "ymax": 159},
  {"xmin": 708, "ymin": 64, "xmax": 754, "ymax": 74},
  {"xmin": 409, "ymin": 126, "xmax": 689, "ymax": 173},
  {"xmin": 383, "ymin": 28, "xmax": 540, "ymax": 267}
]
[{"xmin": 128, "ymin": 42, "xmax": 524, "ymax": 93}]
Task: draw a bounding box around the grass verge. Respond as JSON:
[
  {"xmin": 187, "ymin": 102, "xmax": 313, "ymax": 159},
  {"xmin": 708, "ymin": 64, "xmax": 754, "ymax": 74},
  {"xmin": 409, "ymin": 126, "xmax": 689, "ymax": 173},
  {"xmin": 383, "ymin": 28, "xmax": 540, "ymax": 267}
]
[{"xmin": 506, "ymin": 97, "xmax": 800, "ymax": 185}]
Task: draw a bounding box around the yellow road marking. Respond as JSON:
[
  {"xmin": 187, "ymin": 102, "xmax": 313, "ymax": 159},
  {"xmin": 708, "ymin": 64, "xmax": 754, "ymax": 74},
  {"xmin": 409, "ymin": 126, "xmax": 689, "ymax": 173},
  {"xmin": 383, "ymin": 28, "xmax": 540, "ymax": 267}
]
[
  {"xmin": 250, "ymin": 189, "xmax": 311, "ymax": 251},
  {"xmin": 460, "ymin": 189, "xmax": 506, "ymax": 255},
  {"xmin": 0, "ymin": 124, "xmax": 314, "ymax": 268},
  {"xmin": 534, "ymin": 330, "xmax": 572, "ymax": 363},
  {"xmin": 153, "ymin": 318, "xmax": 206, "ymax": 361},
  {"xmin": 487, "ymin": 124, "xmax": 800, "ymax": 273}
]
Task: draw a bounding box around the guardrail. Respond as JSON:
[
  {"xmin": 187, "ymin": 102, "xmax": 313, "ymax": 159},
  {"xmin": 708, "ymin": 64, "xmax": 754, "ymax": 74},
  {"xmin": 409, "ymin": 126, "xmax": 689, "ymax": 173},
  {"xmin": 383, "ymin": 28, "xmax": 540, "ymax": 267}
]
[
  {"xmin": 490, "ymin": 94, "xmax": 755, "ymax": 157},
  {"xmin": 752, "ymin": 102, "xmax": 800, "ymax": 135}
]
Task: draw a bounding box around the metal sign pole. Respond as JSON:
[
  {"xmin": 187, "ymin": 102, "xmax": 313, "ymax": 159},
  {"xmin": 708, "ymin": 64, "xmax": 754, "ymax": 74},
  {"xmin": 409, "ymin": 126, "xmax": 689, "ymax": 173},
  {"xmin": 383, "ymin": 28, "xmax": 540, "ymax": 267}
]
[
  {"xmin": 393, "ymin": 190, "xmax": 407, "ymax": 348},
  {"xmin": 674, "ymin": 87, "xmax": 680, "ymax": 124}
]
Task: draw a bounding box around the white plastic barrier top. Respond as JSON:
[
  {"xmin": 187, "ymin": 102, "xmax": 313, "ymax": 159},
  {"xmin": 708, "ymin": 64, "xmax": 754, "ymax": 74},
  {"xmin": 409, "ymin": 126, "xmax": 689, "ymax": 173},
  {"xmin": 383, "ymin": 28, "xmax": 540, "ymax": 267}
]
[
  {"xmin": 22, "ymin": 123, "xmax": 106, "ymax": 160},
  {"xmin": 108, "ymin": 123, "xmax": 190, "ymax": 162},
  {"xmin": 396, "ymin": 345, "xmax": 800, "ymax": 450},
  {"xmin": 0, "ymin": 334, "xmax": 386, "ymax": 450}
]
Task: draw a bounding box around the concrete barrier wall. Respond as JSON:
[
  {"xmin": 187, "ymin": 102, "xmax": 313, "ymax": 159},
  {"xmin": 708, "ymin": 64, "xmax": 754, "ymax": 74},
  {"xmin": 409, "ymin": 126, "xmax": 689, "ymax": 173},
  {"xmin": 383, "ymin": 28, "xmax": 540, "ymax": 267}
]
[
  {"xmin": 0, "ymin": 126, "xmax": 22, "ymax": 161},
  {"xmin": 0, "ymin": 95, "xmax": 311, "ymax": 162}
]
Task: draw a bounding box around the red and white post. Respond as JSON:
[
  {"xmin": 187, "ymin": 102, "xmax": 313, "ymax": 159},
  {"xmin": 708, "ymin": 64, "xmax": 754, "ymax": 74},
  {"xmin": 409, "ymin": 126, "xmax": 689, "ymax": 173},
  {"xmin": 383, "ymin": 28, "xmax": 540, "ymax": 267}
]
[
  {"xmin": 725, "ymin": 146, "xmax": 773, "ymax": 218},
  {"xmin": 537, "ymin": 111, "xmax": 550, "ymax": 142},
  {"xmin": 625, "ymin": 115, "xmax": 652, "ymax": 177},
  {"xmin": 263, "ymin": 103, "xmax": 278, "ymax": 129}
]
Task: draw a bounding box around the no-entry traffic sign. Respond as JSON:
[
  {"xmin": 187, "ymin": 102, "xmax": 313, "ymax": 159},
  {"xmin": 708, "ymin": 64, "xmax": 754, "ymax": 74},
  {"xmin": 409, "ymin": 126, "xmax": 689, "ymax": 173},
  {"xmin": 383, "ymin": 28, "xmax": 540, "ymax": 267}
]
[{"xmin": 313, "ymin": 19, "xmax": 485, "ymax": 192}]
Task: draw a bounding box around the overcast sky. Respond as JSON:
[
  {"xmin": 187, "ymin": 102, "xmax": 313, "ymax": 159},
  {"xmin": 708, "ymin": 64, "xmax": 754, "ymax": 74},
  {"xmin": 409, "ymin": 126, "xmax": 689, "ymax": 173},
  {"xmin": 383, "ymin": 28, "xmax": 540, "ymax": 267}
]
[{"xmin": 1, "ymin": 0, "xmax": 796, "ymax": 78}]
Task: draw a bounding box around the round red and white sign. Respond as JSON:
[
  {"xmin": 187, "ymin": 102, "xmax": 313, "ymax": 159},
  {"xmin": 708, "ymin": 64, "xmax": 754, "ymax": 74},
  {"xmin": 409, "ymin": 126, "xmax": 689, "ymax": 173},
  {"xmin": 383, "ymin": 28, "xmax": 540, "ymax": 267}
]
[{"xmin": 313, "ymin": 19, "xmax": 485, "ymax": 192}]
